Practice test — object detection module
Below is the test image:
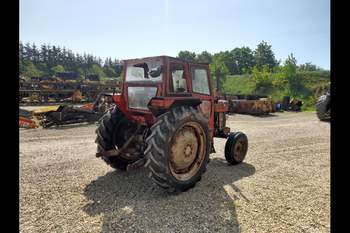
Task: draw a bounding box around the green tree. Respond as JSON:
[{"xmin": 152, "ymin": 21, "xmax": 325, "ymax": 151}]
[
  {"xmin": 40, "ymin": 44, "xmax": 48, "ymax": 64},
  {"xmin": 210, "ymin": 54, "xmax": 229, "ymax": 93},
  {"xmin": 253, "ymin": 41, "xmax": 278, "ymax": 69},
  {"xmin": 103, "ymin": 66, "xmax": 117, "ymax": 77},
  {"xmin": 36, "ymin": 63, "xmax": 49, "ymax": 76},
  {"xmin": 19, "ymin": 59, "xmax": 24, "ymax": 76},
  {"xmin": 32, "ymin": 43, "xmax": 40, "ymax": 64},
  {"xmin": 213, "ymin": 51, "xmax": 237, "ymax": 75},
  {"xmin": 282, "ymin": 53, "xmax": 303, "ymax": 96},
  {"xmin": 51, "ymin": 65, "xmax": 65, "ymax": 74},
  {"xmin": 114, "ymin": 61, "xmax": 123, "ymax": 77},
  {"xmin": 76, "ymin": 68, "xmax": 85, "ymax": 78},
  {"xmin": 230, "ymin": 47, "xmax": 255, "ymax": 74},
  {"xmin": 22, "ymin": 61, "xmax": 43, "ymax": 77},
  {"xmin": 251, "ymin": 65, "xmax": 273, "ymax": 94},
  {"xmin": 298, "ymin": 62, "xmax": 318, "ymax": 71},
  {"xmin": 90, "ymin": 64, "xmax": 105, "ymax": 77},
  {"xmin": 23, "ymin": 42, "xmax": 33, "ymax": 61},
  {"xmin": 177, "ymin": 50, "xmax": 196, "ymax": 62},
  {"xmin": 196, "ymin": 51, "xmax": 213, "ymax": 63},
  {"xmin": 19, "ymin": 41, "xmax": 24, "ymax": 63}
]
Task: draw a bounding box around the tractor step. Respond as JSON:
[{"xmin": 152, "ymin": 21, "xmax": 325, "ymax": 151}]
[
  {"xmin": 96, "ymin": 148, "xmax": 120, "ymax": 158},
  {"xmin": 126, "ymin": 157, "xmax": 147, "ymax": 171}
]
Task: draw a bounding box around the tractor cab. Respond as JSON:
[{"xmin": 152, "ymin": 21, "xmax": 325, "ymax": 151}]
[{"xmin": 113, "ymin": 56, "xmax": 217, "ymax": 127}]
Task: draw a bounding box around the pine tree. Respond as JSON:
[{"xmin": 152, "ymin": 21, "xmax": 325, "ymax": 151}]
[
  {"xmin": 20, "ymin": 42, "xmax": 123, "ymax": 78},
  {"xmin": 32, "ymin": 43, "xmax": 40, "ymax": 64},
  {"xmin": 23, "ymin": 42, "xmax": 32, "ymax": 61},
  {"xmin": 40, "ymin": 44, "xmax": 48, "ymax": 63},
  {"xmin": 19, "ymin": 41, "xmax": 24, "ymax": 62}
]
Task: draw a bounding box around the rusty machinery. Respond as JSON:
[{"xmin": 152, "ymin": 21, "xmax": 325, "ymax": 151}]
[
  {"xmin": 40, "ymin": 92, "xmax": 115, "ymax": 128},
  {"xmin": 95, "ymin": 56, "xmax": 248, "ymax": 193},
  {"xmin": 19, "ymin": 93, "xmax": 116, "ymax": 129},
  {"xmin": 19, "ymin": 108, "xmax": 39, "ymax": 129},
  {"xmin": 19, "ymin": 77, "xmax": 121, "ymax": 104}
]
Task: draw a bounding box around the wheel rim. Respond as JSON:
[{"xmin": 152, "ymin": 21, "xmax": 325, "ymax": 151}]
[
  {"xmin": 233, "ymin": 137, "xmax": 248, "ymax": 162},
  {"xmin": 169, "ymin": 122, "xmax": 206, "ymax": 181}
]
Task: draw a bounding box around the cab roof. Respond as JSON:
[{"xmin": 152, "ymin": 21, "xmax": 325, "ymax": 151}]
[{"xmin": 122, "ymin": 55, "xmax": 210, "ymax": 65}]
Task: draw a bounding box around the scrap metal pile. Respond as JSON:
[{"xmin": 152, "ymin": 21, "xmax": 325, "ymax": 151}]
[
  {"xmin": 19, "ymin": 76, "xmax": 120, "ymax": 104},
  {"xmin": 19, "ymin": 93, "xmax": 115, "ymax": 129},
  {"xmin": 280, "ymin": 96, "xmax": 303, "ymax": 112},
  {"xmin": 19, "ymin": 108, "xmax": 39, "ymax": 129}
]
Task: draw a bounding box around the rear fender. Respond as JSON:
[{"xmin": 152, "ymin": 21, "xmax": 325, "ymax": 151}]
[
  {"xmin": 112, "ymin": 93, "xmax": 129, "ymax": 116},
  {"xmin": 148, "ymin": 97, "xmax": 202, "ymax": 116}
]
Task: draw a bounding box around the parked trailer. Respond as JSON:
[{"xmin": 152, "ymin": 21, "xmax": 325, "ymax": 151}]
[
  {"xmin": 228, "ymin": 98, "xmax": 274, "ymax": 115},
  {"xmin": 222, "ymin": 95, "xmax": 274, "ymax": 115}
]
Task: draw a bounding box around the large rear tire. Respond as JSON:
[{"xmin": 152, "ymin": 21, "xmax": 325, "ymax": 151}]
[
  {"xmin": 144, "ymin": 106, "xmax": 210, "ymax": 193},
  {"xmin": 95, "ymin": 107, "xmax": 139, "ymax": 171},
  {"xmin": 315, "ymin": 93, "xmax": 330, "ymax": 121}
]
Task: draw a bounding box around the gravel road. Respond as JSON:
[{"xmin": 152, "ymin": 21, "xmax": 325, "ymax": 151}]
[{"xmin": 20, "ymin": 112, "xmax": 330, "ymax": 233}]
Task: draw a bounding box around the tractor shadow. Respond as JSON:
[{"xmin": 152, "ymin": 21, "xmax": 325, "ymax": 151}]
[
  {"xmin": 82, "ymin": 158, "xmax": 255, "ymax": 233},
  {"xmin": 254, "ymin": 113, "xmax": 278, "ymax": 118},
  {"xmin": 228, "ymin": 113, "xmax": 278, "ymax": 118}
]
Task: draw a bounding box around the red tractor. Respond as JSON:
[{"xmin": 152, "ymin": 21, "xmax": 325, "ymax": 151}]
[{"xmin": 95, "ymin": 56, "xmax": 248, "ymax": 193}]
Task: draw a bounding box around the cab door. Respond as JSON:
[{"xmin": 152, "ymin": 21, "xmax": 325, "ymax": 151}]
[{"xmin": 189, "ymin": 64, "xmax": 215, "ymax": 131}]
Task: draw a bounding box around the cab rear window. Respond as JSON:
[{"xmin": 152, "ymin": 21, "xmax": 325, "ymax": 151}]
[{"xmin": 126, "ymin": 60, "xmax": 163, "ymax": 82}]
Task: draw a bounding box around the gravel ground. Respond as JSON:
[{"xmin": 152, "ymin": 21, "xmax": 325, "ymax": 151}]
[{"xmin": 20, "ymin": 112, "xmax": 330, "ymax": 233}]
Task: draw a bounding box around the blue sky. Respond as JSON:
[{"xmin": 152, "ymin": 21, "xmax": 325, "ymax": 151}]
[{"xmin": 20, "ymin": 0, "xmax": 330, "ymax": 69}]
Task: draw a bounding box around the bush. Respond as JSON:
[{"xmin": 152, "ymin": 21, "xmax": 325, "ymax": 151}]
[
  {"xmin": 301, "ymin": 95, "xmax": 318, "ymax": 111},
  {"xmin": 281, "ymin": 53, "xmax": 310, "ymax": 98},
  {"xmin": 251, "ymin": 66, "xmax": 274, "ymax": 95}
]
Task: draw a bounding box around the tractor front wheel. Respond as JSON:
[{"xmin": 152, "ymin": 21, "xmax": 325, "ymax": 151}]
[
  {"xmin": 145, "ymin": 106, "xmax": 210, "ymax": 193},
  {"xmin": 225, "ymin": 132, "xmax": 248, "ymax": 165}
]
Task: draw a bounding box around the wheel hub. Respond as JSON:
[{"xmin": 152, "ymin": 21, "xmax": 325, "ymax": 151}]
[
  {"xmin": 233, "ymin": 139, "xmax": 247, "ymax": 161},
  {"xmin": 169, "ymin": 122, "xmax": 206, "ymax": 181},
  {"xmin": 170, "ymin": 127, "xmax": 198, "ymax": 171},
  {"xmin": 184, "ymin": 145, "xmax": 193, "ymax": 157}
]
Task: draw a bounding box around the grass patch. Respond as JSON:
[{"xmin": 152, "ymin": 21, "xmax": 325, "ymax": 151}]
[{"xmin": 222, "ymin": 74, "xmax": 255, "ymax": 95}]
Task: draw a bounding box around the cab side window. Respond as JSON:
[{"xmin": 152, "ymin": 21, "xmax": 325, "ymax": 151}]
[
  {"xmin": 191, "ymin": 68, "xmax": 210, "ymax": 95},
  {"xmin": 170, "ymin": 63, "xmax": 187, "ymax": 93}
]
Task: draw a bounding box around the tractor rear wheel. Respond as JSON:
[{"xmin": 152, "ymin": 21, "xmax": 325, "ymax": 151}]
[
  {"xmin": 95, "ymin": 107, "xmax": 139, "ymax": 171},
  {"xmin": 145, "ymin": 106, "xmax": 210, "ymax": 193},
  {"xmin": 225, "ymin": 132, "xmax": 248, "ymax": 165}
]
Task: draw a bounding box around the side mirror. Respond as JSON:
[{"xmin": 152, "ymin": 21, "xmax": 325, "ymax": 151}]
[{"xmin": 149, "ymin": 66, "xmax": 163, "ymax": 78}]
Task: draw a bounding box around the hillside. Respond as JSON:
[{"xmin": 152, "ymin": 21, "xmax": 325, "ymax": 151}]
[{"xmin": 222, "ymin": 70, "xmax": 330, "ymax": 110}]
